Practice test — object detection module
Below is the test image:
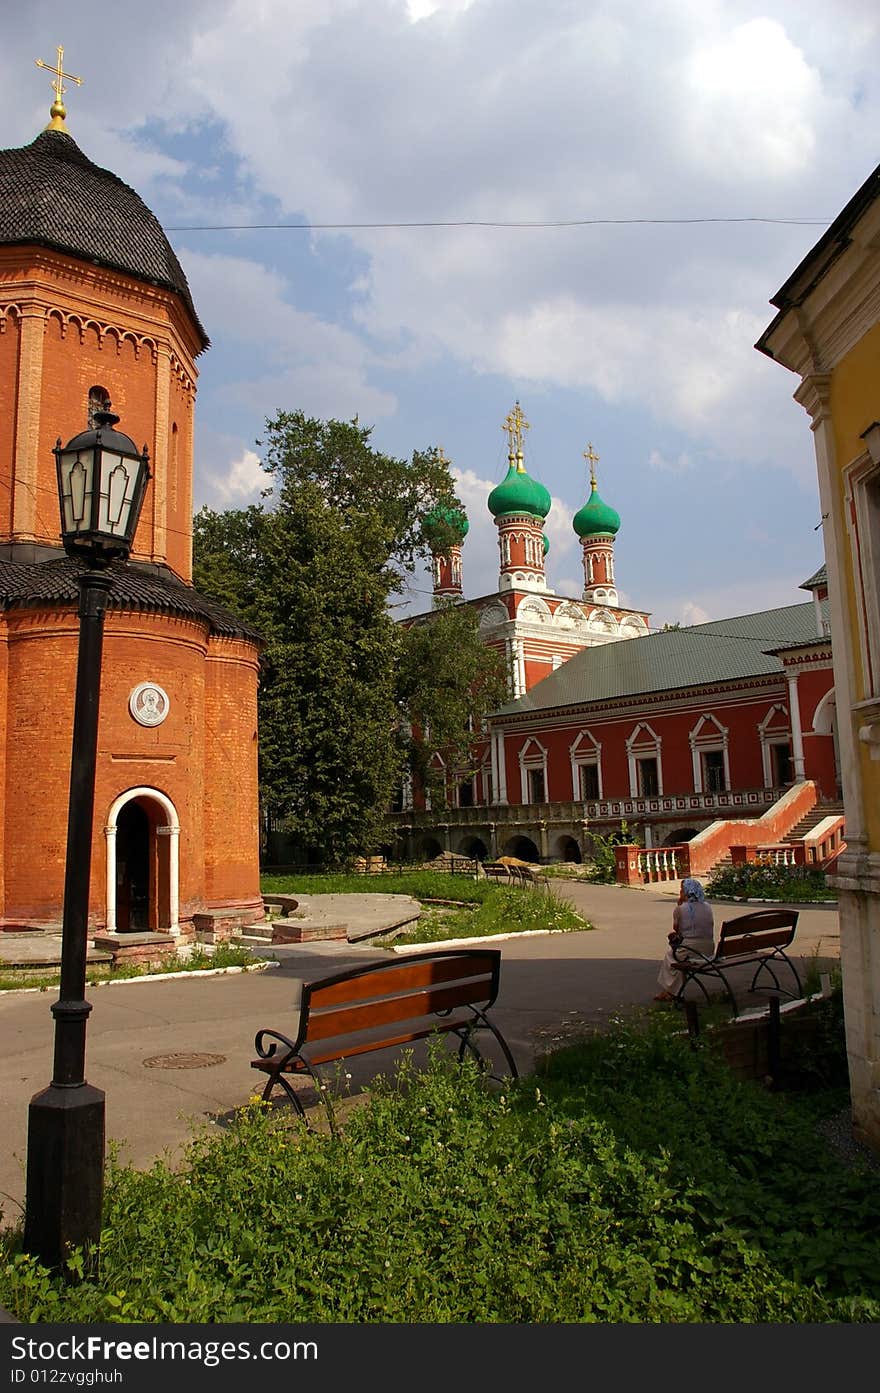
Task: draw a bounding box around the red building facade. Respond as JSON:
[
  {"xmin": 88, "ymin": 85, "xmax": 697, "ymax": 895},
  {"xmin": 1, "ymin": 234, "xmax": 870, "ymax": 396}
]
[{"xmin": 0, "ymin": 101, "xmax": 263, "ymax": 938}]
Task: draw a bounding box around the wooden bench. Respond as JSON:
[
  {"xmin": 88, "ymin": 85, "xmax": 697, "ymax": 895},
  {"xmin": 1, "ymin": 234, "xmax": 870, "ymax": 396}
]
[
  {"xmin": 251, "ymin": 948, "xmax": 518, "ymax": 1132},
  {"xmin": 482, "ymin": 862, "xmax": 549, "ymax": 890},
  {"xmin": 672, "ymin": 908, "xmax": 802, "ymax": 1016}
]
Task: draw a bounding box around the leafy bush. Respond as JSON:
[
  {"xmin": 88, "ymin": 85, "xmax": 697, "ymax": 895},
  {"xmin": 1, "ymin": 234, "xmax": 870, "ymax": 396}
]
[
  {"xmin": 705, "ymin": 862, "xmax": 836, "ymax": 903},
  {"xmin": 2, "ymin": 1021, "xmax": 877, "ymax": 1323},
  {"xmin": 583, "ymin": 822, "xmax": 639, "ymax": 884}
]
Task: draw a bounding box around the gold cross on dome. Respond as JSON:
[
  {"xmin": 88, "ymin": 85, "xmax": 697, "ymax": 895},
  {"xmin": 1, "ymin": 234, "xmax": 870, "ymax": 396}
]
[
  {"xmin": 584, "ymin": 441, "xmax": 600, "ymax": 487},
  {"xmin": 436, "ymin": 445, "xmax": 448, "ymax": 466},
  {"xmin": 35, "ymin": 45, "xmax": 82, "ymax": 126},
  {"xmin": 503, "ymin": 401, "xmax": 530, "ymax": 459}
]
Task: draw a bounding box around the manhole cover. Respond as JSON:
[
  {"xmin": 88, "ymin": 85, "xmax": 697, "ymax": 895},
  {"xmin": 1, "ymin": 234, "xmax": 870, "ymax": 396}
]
[{"xmin": 143, "ymin": 1052, "xmax": 226, "ymax": 1070}]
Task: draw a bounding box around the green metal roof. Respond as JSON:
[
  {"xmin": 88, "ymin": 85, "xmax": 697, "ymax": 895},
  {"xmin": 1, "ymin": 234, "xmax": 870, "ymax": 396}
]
[
  {"xmin": 572, "ymin": 484, "xmax": 621, "ymax": 538},
  {"xmin": 493, "ymin": 601, "xmax": 825, "ymax": 718},
  {"xmin": 487, "ymin": 464, "xmax": 551, "ymax": 519},
  {"xmin": 422, "ymin": 504, "xmax": 469, "ymax": 546},
  {"xmin": 800, "ymin": 564, "xmax": 827, "ymax": 590}
]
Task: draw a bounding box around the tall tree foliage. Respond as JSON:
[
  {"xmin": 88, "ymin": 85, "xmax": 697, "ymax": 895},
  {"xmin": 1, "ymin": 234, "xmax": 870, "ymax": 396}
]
[
  {"xmin": 397, "ymin": 603, "xmax": 511, "ymax": 804},
  {"xmin": 193, "ymin": 413, "xmax": 508, "ymax": 863}
]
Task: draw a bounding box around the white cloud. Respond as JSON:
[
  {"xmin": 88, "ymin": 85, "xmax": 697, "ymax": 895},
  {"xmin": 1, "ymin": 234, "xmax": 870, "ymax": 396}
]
[
  {"xmin": 649, "ymin": 449, "xmax": 694, "ymax": 474},
  {"xmin": 210, "ymin": 448, "xmax": 268, "ymax": 502},
  {"xmin": 682, "ymin": 19, "xmax": 821, "ymax": 179}
]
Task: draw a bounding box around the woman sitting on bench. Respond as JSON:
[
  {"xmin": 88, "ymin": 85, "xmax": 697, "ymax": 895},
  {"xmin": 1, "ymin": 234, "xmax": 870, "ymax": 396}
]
[{"xmin": 654, "ymin": 877, "xmax": 715, "ymax": 1002}]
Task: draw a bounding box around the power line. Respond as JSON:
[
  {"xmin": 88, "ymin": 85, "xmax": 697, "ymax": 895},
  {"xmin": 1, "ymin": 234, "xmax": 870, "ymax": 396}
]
[{"xmin": 166, "ymin": 215, "xmax": 830, "ymax": 233}]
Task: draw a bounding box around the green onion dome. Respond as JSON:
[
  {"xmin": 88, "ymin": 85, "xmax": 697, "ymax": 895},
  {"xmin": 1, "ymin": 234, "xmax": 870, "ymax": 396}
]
[
  {"xmin": 542, "ymin": 533, "xmax": 550, "ymax": 556},
  {"xmin": 573, "ymin": 482, "xmax": 620, "ymax": 538},
  {"xmin": 487, "ymin": 464, "xmax": 551, "ymax": 520},
  {"xmin": 421, "ymin": 503, "xmax": 469, "ymax": 549}
]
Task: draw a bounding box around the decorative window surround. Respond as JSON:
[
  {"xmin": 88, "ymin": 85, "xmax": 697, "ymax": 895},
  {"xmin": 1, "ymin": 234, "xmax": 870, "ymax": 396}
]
[
  {"xmin": 689, "ymin": 713, "xmax": 730, "ymax": 793},
  {"xmin": 570, "ymin": 730, "xmax": 603, "ymax": 800},
  {"xmin": 626, "ymin": 722, "xmax": 663, "ymax": 797},
  {"xmin": 519, "ymin": 737, "xmax": 549, "ymax": 804},
  {"xmin": 844, "ymin": 450, "xmax": 880, "ymax": 699},
  {"xmin": 757, "ymin": 704, "xmax": 791, "ymax": 787}
]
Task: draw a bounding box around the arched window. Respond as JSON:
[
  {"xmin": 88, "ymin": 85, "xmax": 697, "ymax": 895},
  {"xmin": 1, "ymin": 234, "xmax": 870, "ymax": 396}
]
[{"xmin": 87, "ymin": 385, "xmax": 111, "ymax": 428}]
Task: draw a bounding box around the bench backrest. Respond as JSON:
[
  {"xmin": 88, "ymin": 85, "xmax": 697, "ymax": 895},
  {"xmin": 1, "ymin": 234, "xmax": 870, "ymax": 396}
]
[
  {"xmin": 295, "ymin": 949, "xmax": 502, "ymax": 1049},
  {"xmin": 716, "ymin": 909, "xmax": 799, "ymax": 959}
]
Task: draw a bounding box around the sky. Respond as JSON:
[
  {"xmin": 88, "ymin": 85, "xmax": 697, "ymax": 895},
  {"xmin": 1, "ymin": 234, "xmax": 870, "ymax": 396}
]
[{"xmin": 4, "ymin": 1, "xmax": 880, "ymax": 627}]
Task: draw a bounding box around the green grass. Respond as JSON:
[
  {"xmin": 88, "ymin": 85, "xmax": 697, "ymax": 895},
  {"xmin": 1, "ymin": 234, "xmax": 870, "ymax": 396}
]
[
  {"xmin": 392, "ymin": 886, "xmax": 589, "ymax": 943},
  {"xmin": 261, "ymin": 869, "xmax": 498, "ymax": 902},
  {"xmin": 1, "ymin": 1011, "xmax": 876, "ymax": 1323},
  {"xmin": 262, "ymin": 871, "xmax": 591, "ymax": 942},
  {"xmin": 0, "ymin": 943, "xmax": 259, "ymax": 993}
]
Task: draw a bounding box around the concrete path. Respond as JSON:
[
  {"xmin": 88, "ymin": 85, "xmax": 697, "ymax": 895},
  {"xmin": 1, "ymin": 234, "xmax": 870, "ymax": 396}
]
[{"xmin": 0, "ymin": 884, "xmax": 840, "ymax": 1227}]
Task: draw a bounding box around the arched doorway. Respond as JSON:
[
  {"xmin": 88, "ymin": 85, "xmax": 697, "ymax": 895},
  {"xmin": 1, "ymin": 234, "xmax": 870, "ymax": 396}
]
[
  {"xmin": 459, "ymin": 836, "xmax": 488, "ymax": 862},
  {"xmin": 556, "ymin": 835, "xmax": 582, "ymax": 863},
  {"xmin": 105, "ymin": 788, "xmax": 180, "ymax": 935},
  {"xmin": 503, "ymin": 835, "xmax": 540, "ymax": 862}
]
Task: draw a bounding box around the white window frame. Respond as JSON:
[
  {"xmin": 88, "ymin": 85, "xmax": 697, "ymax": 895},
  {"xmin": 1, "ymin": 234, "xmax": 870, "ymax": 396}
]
[
  {"xmin": 570, "ymin": 730, "xmax": 603, "ymax": 800},
  {"xmin": 626, "ymin": 722, "xmax": 663, "ymax": 797},
  {"xmin": 519, "ymin": 736, "xmax": 549, "ymax": 804},
  {"xmin": 689, "ymin": 713, "xmax": 730, "ymax": 793}
]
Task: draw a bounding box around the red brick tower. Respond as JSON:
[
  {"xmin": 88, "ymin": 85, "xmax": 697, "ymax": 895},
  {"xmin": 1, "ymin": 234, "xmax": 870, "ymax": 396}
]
[{"xmin": 0, "ymin": 82, "xmax": 263, "ymax": 941}]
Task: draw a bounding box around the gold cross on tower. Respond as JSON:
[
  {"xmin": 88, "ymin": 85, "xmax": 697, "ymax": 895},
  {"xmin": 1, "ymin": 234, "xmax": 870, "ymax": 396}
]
[
  {"xmin": 584, "ymin": 441, "xmax": 600, "ymax": 489},
  {"xmin": 35, "ymin": 45, "xmax": 83, "ymax": 130},
  {"xmin": 503, "ymin": 402, "xmax": 530, "ymax": 465}
]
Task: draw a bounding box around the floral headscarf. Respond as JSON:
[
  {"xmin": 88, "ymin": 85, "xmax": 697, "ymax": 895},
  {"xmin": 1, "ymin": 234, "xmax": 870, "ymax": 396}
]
[{"xmin": 681, "ymin": 877, "xmax": 705, "ymax": 901}]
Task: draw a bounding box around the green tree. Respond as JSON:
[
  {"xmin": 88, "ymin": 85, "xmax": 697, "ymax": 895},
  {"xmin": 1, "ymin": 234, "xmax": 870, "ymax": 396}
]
[
  {"xmin": 193, "ymin": 413, "xmax": 505, "ymax": 862},
  {"xmin": 397, "ymin": 603, "xmax": 510, "ymax": 805}
]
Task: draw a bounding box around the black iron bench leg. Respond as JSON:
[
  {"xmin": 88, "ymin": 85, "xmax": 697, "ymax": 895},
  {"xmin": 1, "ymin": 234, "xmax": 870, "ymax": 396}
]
[
  {"xmin": 675, "ymin": 971, "xmax": 713, "ymax": 1009},
  {"xmin": 261, "ymin": 1070, "xmax": 308, "ymax": 1122},
  {"xmin": 261, "ymin": 1062, "xmax": 339, "ymax": 1136}
]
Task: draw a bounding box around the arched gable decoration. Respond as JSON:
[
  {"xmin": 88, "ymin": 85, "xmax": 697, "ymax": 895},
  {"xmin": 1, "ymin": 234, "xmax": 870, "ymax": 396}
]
[
  {"xmin": 811, "ymin": 687, "xmax": 837, "ymax": 736},
  {"xmin": 517, "ymin": 595, "xmax": 551, "ymax": 624},
  {"xmin": 588, "ymin": 608, "xmax": 617, "ymax": 634},
  {"xmin": 104, "ymin": 787, "xmax": 180, "ymax": 936},
  {"xmin": 479, "ymin": 603, "xmax": 509, "ymax": 632}
]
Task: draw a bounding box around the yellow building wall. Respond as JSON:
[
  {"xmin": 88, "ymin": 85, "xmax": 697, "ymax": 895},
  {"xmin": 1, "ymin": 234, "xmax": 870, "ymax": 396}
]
[{"xmin": 829, "ymin": 320, "xmax": 880, "ymax": 851}]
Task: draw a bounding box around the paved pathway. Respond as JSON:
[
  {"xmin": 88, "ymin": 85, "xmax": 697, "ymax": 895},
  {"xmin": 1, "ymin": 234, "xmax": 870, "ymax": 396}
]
[{"xmin": 0, "ymin": 883, "xmax": 839, "ymax": 1226}]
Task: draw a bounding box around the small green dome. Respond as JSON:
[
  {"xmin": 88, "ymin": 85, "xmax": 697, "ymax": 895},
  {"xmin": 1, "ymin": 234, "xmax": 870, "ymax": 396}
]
[
  {"xmin": 542, "ymin": 532, "xmax": 550, "ymax": 556},
  {"xmin": 422, "ymin": 504, "xmax": 469, "ymax": 548},
  {"xmin": 487, "ymin": 464, "xmax": 551, "ymax": 520},
  {"xmin": 573, "ymin": 483, "xmax": 620, "ymax": 539}
]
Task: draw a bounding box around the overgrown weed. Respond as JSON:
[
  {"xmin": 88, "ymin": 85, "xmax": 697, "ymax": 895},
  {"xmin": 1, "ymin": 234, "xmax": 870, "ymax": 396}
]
[{"xmin": 1, "ymin": 1019, "xmax": 876, "ymax": 1324}]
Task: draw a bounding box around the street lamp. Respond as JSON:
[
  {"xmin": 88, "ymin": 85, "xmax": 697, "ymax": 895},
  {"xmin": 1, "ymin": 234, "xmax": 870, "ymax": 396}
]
[{"xmin": 23, "ymin": 406, "xmax": 150, "ymax": 1270}]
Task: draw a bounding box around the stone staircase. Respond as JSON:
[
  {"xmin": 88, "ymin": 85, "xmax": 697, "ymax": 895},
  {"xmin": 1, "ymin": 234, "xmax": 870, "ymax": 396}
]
[
  {"xmin": 704, "ymin": 799, "xmax": 845, "ymax": 881},
  {"xmin": 781, "ymin": 799, "xmax": 845, "ymax": 845}
]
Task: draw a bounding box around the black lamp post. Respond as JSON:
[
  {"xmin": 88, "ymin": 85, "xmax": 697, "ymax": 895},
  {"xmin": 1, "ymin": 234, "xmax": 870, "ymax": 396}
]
[{"xmin": 23, "ymin": 406, "xmax": 150, "ymax": 1270}]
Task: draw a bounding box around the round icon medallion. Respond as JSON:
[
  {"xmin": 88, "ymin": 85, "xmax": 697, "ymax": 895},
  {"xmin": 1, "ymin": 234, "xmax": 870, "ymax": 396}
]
[{"xmin": 129, "ymin": 681, "xmax": 170, "ymax": 728}]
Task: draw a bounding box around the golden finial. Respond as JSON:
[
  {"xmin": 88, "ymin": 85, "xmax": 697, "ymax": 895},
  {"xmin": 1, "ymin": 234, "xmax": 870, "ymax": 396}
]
[
  {"xmin": 502, "ymin": 402, "xmax": 530, "ymax": 469},
  {"xmin": 584, "ymin": 442, "xmax": 600, "ymax": 490},
  {"xmin": 436, "ymin": 445, "xmax": 449, "ymax": 467},
  {"xmin": 35, "ymin": 45, "xmax": 82, "ymax": 131}
]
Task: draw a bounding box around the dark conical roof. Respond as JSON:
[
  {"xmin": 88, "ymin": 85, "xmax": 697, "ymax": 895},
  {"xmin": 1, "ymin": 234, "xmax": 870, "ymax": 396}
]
[
  {"xmin": 0, "ymin": 556, "xmax": 260, "ymax": 641},
  {"xmin": 0, "ymin": 129, "xmax": 208, "ymax": 349}
]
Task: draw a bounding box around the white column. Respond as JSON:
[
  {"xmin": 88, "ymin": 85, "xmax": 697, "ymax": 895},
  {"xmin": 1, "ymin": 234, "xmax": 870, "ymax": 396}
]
[
  {"xmin": 104, "ymin": 823, "xmax": 117, "ymax": 932},
  {"xmin": 157, "ymin": 826, "xmax": 180, "ymax": 936},
  {"xmin": 787, "ymin": 671, "xmax": 806, "ymax": 780},
  {"xmin": 493, "ymin": 729, "xmax": 508, "ymax": 804}
]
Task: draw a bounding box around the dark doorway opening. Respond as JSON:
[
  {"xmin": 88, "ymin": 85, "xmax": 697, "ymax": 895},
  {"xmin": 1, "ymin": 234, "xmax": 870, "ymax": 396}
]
[{"xmin": 116, "ymin": 801, "xmax": 150, "ymax": 932}]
